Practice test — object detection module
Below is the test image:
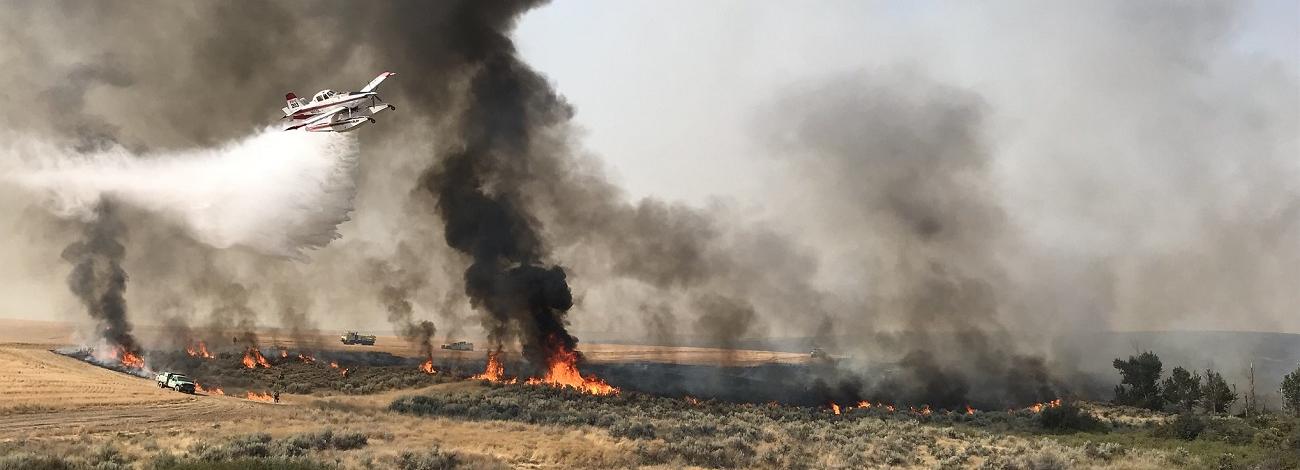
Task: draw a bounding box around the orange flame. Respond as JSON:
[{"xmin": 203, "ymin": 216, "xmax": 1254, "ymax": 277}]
[
  {"xmin": 242, "ymin": 348, "xmax": 271, "ymax": 369},
  {"xmin": 830, "ymin": 403, "xmax": 842, "ymax": 415},
  {"xmin": 471, "ymin": 351, "xmax": 508, "ymax": 382},
  {"xmin": 195, "ymin": 383, "xmax": 225, "ymax": 396},
  {"xmin": 420, "ymin": 358, "xmax": 436, "ymax": 375},
  {"xmin": 97, "ymin": 345, "xmax": 145, "ymax": 369},
  {"xmin": 685, "ymin": 396, "xmax": 701, "ymax": 406},
  {"xmin": 857, "ymin": 400, "xmax": 872, "ymax": 409},
  {"xmin": 327, "ymin": 361, "xmax": 348, "ymax": 376},
  {"xmin": 119, "ymin": 349, "xmax": 145, "ymax": 369},
  {"xmin": 245, "ymin": 391, "xmax": 275, "ymax": 403},
  {"xmin": 1028, "ymin": 399, "xmax": 1062, "ymax": 413},
  {"xmin": 965, "ymin": 405, "xmax": 975, "ymax": 415},
  {"xmin": 885, "ymin": 404, "xmax": 896, "ymax": 412},
  {"xmin": 185, "ymin": 341, "xmax": 215, "ymax": 359},
  {"xmin": 524, "ymin": 345, "xmax": 618, "ymax": 396},
  {"xmin": 298, "ymin": 353, "xmax": 316, "ymax": 364},
  {"xmin": 279, "ymin": 349, "xmax": 289, "ymax": 358}
]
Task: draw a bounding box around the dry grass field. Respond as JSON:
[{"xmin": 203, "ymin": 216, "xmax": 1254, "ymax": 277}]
[
  {"xmin": 1, "ymin": 318, "xmax": 1295, "ymax": 469},
  {"xmin": 0, "ymin": 342, "xmax": 644, "ymax": 468},
  {"xmin": 0, "ymin": 319, "xmax": 802, "ymax": 468}
]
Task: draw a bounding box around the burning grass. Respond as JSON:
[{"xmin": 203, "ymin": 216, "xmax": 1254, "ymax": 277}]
[
  {"xmin": 242, "ymin": 347, "xmax": 272, "ymax": 369},
  {"xmin": 186, "ymin": 341, "xmax": 215, "ymax": 359},
  {"xmin": 142, "ymin": 349, "xmax": 447, "ymax": 397},
  {"xmin": 468, "ymin": 349, "xmax": 618, "ymax": 396}
]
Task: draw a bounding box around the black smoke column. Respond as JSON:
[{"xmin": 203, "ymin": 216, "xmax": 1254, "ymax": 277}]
[
  {"xmin": 61, "ymin": 199, "xmax": 142, "ymax": 359},
  {"xmin": 423, "ymin": 53, "xmax": 579, "ymax": 371}
]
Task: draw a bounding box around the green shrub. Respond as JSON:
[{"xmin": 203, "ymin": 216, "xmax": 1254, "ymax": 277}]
[
  {"xmin": 148, "ymin": 455, "xmax": 330, "ymax": 470},
  {"xmin": 1037, "ymin": 401, "xmax": 1105, "ymax": 433},
  {"xmin": 1155, "ymin": 413, "xmax": 1207, "ymax": 440},
  {"xmin": 1082, "ymin": 441, "xmax": 1125, "ymax": 461},
  {"xmin": 609, "ymin": 421, "xmax": 656, "ymax": 440},
  {"xmin": 396, "ymin": 448, "xmax": 459, "ymax": 470},
  {"xmin": 0, "ymin": 453, "xmax": 77, "ymax": 470},
  {"xmin": 1200, "ymin": 417, "xmax": 1257, "ymax": 445}
]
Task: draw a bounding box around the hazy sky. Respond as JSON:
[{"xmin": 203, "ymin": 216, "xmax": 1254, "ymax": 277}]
[
  {"xmin": 515, "ymin": 0, "xmax": 1298, "ymax": 205},
  {"xmin": 2, "ymin": 0, "xmax": 1296, "ymax": 338}
]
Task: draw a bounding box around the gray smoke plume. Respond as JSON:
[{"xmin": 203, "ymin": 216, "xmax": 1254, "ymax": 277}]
[
  {"xmin": 60, "ymin": 199, "xmax": 139, "ymax": 355},
  {"xmin": 369, "ymin": 242, "xmax": 438, "ymax": 358},
  {"xmin": 1, "ymin": 1, "xmax": 1292, "ymax": 409},
  {"xmin": 753, "ymin": 71, "xmax": 1063, "ymax": 408}
]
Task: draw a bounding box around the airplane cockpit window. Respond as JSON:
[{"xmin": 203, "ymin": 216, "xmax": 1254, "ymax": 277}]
[{"xmin": 313, "ymin": 90, "xmax": 334, "ymax": 102}]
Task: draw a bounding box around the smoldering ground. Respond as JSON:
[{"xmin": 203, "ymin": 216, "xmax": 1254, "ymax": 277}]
[{"xmin": 0, "ymin": 1, "xmax": 1295, "ymax": 409}]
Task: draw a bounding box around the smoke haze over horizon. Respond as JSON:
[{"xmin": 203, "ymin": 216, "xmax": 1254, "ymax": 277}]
[{"xmin": 0, "ymin": 1, "xmax": 1295, "ymax": 407}]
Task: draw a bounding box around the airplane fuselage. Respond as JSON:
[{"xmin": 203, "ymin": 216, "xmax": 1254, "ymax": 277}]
[
  {"xmin": 281, "ymin": 72, "xmax": 396, "ymax": 133},
  {"xmin": 287, "ymin": 92, "xmax": 375, "ymax": 120}
]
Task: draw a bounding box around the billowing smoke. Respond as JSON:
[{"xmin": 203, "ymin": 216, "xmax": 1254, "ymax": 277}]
[
  {"xmin": 0, "ymin": 1, "xmax": 1292, "ymax": 408},
  {"xmin": 422, "ymin": 54, "xmax": 579, "ymax": 369},
  {"xmin": 754, "ymin": 71, "xmax": 1064, "ymax": 408},
  {"xmin": 370, "ymin": 243, "xmax": 437, "ymax": 358},
  {"xmin": 61, "ymin": 199, "xmax": 139, "ymax": 356},
  {"xmin": 6, "ymin": 128, "xmax": 360, "ymax": 258}
]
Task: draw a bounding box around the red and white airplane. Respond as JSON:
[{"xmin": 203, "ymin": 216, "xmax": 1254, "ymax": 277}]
[{"xmin": 282, "ymin": 72, "xmax": 396, "ymax": 132}]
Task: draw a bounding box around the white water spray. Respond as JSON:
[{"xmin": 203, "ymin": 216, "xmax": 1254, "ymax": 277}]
[{"xmin": 4, "ymin": 128, "xmax": 360, "ymax": 258}]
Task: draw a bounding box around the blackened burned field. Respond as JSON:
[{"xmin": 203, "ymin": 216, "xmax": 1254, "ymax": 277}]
[
  {"xmin": 135, "ymin": 349, "xmax": 460, "ymax": 395},
  {"xmin": 64, "ymin": 345, "xmax": 1053, "ymax": 410},
  {"xmin": 589, "ymin": 362, "xmax": 842, "ymax": 406},
  {"xmin": 587, "ymin": 361, "xmax": 1039, "ymax": 410}
]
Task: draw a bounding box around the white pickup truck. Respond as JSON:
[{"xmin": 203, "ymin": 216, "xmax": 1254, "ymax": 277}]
[{"xmin": 155, "ymin": 372, "xmax": 196, "ymax": 394}]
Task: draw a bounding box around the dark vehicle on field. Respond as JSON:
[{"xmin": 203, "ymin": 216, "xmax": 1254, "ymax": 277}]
[{"xmin": 340, "ymin": 331, "xmax": 377, "ymax": 346}]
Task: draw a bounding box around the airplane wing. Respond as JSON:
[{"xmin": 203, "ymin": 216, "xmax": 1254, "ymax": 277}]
[
  {"xmin": 359, "ymin": 71, "xmax": 396, "ymax": 93},
  {"xmin": 285, "ymin": 108, "xmax": 345, "ymax": 131}
]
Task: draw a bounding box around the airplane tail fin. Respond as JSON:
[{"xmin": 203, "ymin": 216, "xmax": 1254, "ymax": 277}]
[
  {"xmin": 360, "ymin": 72, "xmax": 395, "ymax": 93},
  {"xmin": 282, "ymin": 92, "xmax": 303, "ymax": 119}
]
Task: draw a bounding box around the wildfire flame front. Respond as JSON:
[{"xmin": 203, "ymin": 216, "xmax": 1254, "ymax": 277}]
[
  {"xmin": 471, "ymin": 351, "xmax": 508, "ymax": 382},
  {"xmin": 185, "ymin": 341, "xmax": 214, "ymax": 359},
  {"xmin": 524, "ymin": 345, "xmax": 618, "ymax": 396},
  {"xmin": 242, "ymin": 347, "xmax": 271, "ymax": 369}
]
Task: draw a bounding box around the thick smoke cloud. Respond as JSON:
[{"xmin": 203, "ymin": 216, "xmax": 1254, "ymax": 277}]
[
  {"xmin": 0, "ymin": 1, "xmax": 1293, "ymax": 408},
  {"xmin": 61, "ymin": 200, "xmax": 139, "ymax": 355},
  {"xmin": 751, "ymin": 71, "xmax": 1064, "ymax": 408},
  {"xmin": 420, "ymin": 49, "xmax": 587, "ymax": 370}
]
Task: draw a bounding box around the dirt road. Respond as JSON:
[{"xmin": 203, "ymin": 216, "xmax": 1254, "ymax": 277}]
[{"xmin": 0, "ymin": 344, "xmax": 266, "ymax": 441}]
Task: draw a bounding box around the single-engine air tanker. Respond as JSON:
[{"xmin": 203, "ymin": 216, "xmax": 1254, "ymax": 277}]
[{"xmin": 282, "ymin": 72, "xmax": 396, "ymax": 132}]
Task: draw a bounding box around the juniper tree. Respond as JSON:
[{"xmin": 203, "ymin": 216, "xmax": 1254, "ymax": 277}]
[
  {"xmin": 1113, "ymin": 351, "xmax": 1164, "ymax": 411},
  {"xmin": 1161, "ymin": 367, "xmax": 1202, "ymax": 412},
  {"xmin": 1282, "ymin": 366, "xmax": 1300, "ymax": 416},
  {"xmin": 1200, "ymin": 369, "xmax": 1236, "ymax": 414}
]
